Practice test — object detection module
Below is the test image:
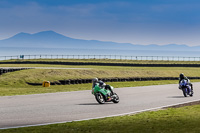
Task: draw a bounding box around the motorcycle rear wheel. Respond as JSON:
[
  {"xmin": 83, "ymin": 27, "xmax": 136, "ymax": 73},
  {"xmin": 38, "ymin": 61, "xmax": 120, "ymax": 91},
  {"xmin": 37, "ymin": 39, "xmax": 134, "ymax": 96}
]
[
  {"xmin": 112, "ymin": 93, "xmax": 120, "ymax": 103},
  {"xmin": 190, "ymin": 91, "xmax": 193, "ymax": 97}
]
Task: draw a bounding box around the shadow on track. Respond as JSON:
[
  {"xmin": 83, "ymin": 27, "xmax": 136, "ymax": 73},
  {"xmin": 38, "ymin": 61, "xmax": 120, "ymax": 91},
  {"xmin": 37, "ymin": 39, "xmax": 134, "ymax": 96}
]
[
  {"xmin": 78, "ymin": 103, "xmax": 100, "ymax": 105},
  {"xmin": 78, "ymin": 102, "xmax": 114, "ymax": 105},
  {"xmin": 167, "ymin": 96, "xmax": 185, "ymax": 98}
]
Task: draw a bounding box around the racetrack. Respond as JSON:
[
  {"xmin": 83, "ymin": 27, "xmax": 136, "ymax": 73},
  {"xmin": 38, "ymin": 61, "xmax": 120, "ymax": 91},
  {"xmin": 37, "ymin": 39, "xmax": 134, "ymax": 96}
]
[{"xmin": 0, "ymin": 83, "xmax": 200, "ymax": 129}]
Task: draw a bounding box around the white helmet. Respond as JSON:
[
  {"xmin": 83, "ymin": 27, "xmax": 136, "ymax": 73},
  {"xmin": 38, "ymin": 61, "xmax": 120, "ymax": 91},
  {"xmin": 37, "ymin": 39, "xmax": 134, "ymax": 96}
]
[{"xmin": 93, "ymin": 78, "xmax": 98, "ymax": 82}]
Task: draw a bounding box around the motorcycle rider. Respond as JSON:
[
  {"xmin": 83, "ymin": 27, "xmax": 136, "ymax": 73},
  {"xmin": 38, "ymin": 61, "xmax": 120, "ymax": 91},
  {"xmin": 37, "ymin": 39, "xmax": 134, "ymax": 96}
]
[
  {"xmin": 179, "ymin": 73, "xmax": 189, "ymax": 83},
  {"xmin": 92, "ymin": 78, "xmax": 114, "ymax": 95},
  {"xmin": 92, "ymin": 78, "xmax": 99, "ymax": 89},
  {"xmin": 179, "ymin": 73, "xmax": 193, "ymax": 92}
]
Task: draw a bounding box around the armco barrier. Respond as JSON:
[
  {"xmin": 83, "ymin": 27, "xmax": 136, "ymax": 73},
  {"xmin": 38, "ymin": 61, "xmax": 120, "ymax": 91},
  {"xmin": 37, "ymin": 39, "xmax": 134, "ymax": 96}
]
[
  {"xmin": 26, "ymin": 76, "xmax": 200, "ymax": 86},
  {"xmin": 1, "ymin": 61, "xmax": 200, "ymax": 67},
  {"xmin": 2, "ymin": 55, "xmax": 200, "ymax": 61}
]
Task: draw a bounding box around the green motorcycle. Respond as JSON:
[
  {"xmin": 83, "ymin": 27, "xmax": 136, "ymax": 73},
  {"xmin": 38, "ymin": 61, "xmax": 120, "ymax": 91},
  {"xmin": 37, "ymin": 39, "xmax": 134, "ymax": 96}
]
[{"xmin": 92, "ymin": 83, "xmax": 119, "ymax": 104}]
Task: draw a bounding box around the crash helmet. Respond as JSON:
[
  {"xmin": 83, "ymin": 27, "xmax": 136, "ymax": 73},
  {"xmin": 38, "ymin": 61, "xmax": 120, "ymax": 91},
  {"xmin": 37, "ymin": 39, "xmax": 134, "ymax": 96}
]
[
  {"xmin": 93, "ymin": 78, "xmax": 98, "ymax": 83},
  {"xmin": 179, "ymin": 73, "xmax": 184, "ymax": 79}
]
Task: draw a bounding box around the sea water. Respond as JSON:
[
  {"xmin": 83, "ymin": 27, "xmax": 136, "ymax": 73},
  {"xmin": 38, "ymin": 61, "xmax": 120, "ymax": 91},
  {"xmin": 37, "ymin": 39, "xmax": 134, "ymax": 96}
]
[{"xmin": 0, "ymin": 47, "xmax": 200, "ymax": 61}]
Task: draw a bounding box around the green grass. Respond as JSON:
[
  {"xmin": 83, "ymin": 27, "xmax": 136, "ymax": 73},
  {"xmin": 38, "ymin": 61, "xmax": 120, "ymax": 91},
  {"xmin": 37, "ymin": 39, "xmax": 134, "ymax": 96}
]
[
  {"xmin": 1, "ymin": 66, "xmax": 200, "ymax": 84},
  {"xmin": 1, "ymin": 103, "xmax": 200, "ymax": 133}
]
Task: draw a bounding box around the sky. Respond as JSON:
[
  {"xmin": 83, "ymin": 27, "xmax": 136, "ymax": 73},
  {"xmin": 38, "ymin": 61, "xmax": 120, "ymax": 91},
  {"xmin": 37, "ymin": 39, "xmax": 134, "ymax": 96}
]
[{"xmin": 1, "ymin": 0, "xmax": 200, "ymax": 46}]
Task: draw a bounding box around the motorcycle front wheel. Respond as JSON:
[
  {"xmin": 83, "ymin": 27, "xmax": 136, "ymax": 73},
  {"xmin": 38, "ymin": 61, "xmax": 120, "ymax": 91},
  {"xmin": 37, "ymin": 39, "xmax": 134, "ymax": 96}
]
[
  {"xmin": 95, "ymin": 93, "xmax": 105, "ymax": 104},
  {"xmin": 182, "ymin": 88, "xmax": 187, "ymax": 97}
]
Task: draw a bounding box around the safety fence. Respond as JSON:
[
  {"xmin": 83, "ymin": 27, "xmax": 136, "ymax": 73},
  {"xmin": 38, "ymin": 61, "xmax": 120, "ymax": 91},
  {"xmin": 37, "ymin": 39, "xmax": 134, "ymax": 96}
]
[
  {"xmin": 1, "ymin": 54, "xmax": 200, "ymax": 61},
  {"xmin": 26, "ymin": 77, "xmax": 200, "ymax": 86},
  {"xmin": 0, "ymin": 55, "xmax": 19, "ymax": 60}
]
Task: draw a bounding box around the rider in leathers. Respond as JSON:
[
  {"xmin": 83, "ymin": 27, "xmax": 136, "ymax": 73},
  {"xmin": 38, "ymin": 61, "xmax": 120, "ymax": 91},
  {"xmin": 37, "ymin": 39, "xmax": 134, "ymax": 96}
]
[
  {"xmin": 179, "ymin": 73, "xmax": 193, "ymax": 92},
  {"xmin": 92, "ymin": 78, "xmax": 114, "ymax": 95}
]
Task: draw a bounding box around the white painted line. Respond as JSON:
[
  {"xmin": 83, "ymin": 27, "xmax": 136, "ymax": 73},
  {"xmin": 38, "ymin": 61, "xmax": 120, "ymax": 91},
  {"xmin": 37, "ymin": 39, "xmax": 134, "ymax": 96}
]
[{"xmin": 1, "ymin": 99, "xmax": 200, "ymax": 130}]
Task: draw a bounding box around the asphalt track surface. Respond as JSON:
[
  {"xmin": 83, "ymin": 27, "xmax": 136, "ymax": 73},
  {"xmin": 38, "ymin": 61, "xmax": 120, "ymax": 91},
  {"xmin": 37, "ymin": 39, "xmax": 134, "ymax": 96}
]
[{"xmin": 1, "ymin": 83, "xmax": 200, "ymax": 129}]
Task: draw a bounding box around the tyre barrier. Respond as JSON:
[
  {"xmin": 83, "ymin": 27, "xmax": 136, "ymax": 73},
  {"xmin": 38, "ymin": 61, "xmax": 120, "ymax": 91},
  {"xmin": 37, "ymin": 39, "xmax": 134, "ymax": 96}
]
[
  {"xmin": 2, "ymin": 61, "xmax": 200, "ymax": 67},
  {"xmin": 0, "ymin": 68, "xmax": 32, "ymax": 75},
  {"xmin": 26, "ymin": 76, "xmax": 200, "ymax": 86}
]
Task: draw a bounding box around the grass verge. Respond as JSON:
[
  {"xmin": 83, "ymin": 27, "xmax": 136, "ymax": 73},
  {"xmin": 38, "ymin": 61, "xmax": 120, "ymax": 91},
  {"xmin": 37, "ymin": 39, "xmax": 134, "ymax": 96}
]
[
  {"xmin": 1, "ymin": 66, "xmax": 200, "ymax": 84},
  {"xmin": 1, "ymin": 102, "xmax": 200, "ymax": 133}
]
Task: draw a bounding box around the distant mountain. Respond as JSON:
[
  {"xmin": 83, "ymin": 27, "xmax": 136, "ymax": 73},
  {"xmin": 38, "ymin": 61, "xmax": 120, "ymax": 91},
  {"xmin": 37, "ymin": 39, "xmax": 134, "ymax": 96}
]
[
  {"xmin": 0, "ymin": 31, "xmax": 136, "ymax": 49},
  {"xmin": 0, "ymin": 30, "xmax": 199, "ymax": 51}
]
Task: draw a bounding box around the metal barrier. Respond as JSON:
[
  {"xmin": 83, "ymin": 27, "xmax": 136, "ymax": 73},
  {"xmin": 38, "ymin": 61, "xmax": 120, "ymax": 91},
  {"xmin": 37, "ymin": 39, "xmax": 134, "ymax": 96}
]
[
  {"xmin": 0, "ymin": 55, "xmax": 19, "ymax": 60},
  {"xmin": 1, "ymin": 54, "xmax": 200, "ymax": 61}
]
